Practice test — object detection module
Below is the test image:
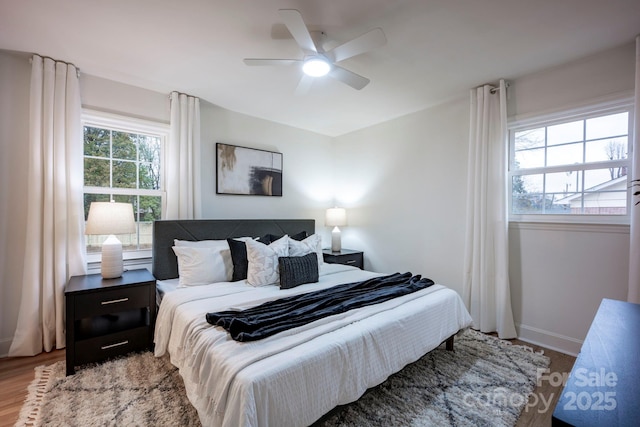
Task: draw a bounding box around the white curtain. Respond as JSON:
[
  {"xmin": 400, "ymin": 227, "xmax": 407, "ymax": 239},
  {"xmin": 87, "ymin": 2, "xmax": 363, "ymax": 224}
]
[
  {"xmin": 165, "ymin": 92, "xmax": 201, "ymax": 219},
  {"xmin": 629, "ymin": 35, "xmax": 640, "ymax": 304},
  {"xmin": 463, "ymin": 79, "xmax": 517, "ymax": 339},
  {"xmin": 9, "ymin": 55, "xmax": 87, "ymax": 356}
]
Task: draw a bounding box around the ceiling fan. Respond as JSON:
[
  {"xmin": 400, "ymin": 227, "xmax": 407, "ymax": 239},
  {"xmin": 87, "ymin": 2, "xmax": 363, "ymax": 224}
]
[{"xmin": 243, "ymin": 9, "xmax": 386, "ymax": 93}]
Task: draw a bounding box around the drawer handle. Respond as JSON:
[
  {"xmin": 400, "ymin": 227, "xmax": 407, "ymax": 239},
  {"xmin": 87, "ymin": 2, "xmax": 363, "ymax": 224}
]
[
  {"xmin": 101, "ymin": 297, "xmax": 129, "ymax": 305},
  {"xmin": 346, "ymin": 260, "xmax": 356, "ymax": 264},
  {"xmin": 101, "ymin": 340, "xmax": 129, "ymax": 350}
]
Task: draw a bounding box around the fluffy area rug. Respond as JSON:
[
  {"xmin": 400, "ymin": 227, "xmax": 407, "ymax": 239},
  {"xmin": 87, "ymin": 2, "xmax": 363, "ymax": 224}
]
[
  {"xmin": 15, "ymin": 352, "xmax": 199, "ymax": 427},
  {"xmin": 16, "ymin": 329, "xmax": 548, "ymax": 427},
  {"xmin": 319, "ymin": 329, "xmax": 550, "ymax": 426}
]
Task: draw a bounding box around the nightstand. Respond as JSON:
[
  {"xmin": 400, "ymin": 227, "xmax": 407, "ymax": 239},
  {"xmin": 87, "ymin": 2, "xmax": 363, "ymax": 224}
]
[
  {"xmin": 65, "ymin": 268, "xmax": 156, "ymax": 375},
  {"xmin": 322, "ymin": 249, "xmax": 364, "ymax": 269}
]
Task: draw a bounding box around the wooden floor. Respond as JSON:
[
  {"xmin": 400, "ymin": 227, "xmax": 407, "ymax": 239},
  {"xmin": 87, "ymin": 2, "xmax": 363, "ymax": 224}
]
[
  {"xmin": 511, "ymin": 339, "xmax": 576, "ymax": 427},
  {"xmin": 0, "ymin": 340, "xmax": 575, "ymax": 427},
  {"xmin": 0, "ymin": 349, "xmax": 65, "ymax": 427}
]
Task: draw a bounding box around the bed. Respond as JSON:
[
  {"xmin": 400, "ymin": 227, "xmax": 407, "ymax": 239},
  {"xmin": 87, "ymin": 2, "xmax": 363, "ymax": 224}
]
[{"xmin": 152, "ymin": 219, "xmax": 473, "ymax": 427}]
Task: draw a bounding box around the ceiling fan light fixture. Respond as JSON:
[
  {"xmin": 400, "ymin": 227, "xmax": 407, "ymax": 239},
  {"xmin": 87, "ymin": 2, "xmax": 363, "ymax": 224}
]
[{"xmin": 302, "ymin": 57, "xmax": 331, "ymax": 77}]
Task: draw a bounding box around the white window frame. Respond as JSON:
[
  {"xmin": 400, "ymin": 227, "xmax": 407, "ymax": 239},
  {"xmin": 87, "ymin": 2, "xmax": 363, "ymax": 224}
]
[
  {"xmin": 508, "ymin": 97, "xmax": 634, "ymax": 225},
  {"xmin": 82, "ymin": 109, "xmax": 168, "ymax": 262}
]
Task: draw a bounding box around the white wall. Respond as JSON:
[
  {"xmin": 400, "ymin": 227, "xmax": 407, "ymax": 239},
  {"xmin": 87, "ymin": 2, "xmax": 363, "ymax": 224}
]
[
  {"xmin": 333, "ymin": 41, "xmax": 635, "ymax": 355},
  {"xmin": 509, "ymin": 223, "xmax": 629, "ymax": 354},
  {"xmin": 506, "ymin": 41, "xmax": 635, "ymax": 355},
  {"xmin": 333, "ymin": 97, "xmax": 470, "ymax": 296},
  {"xmin": 198, "ymin": 102, "xmax": 334, "ymax": 231},
  {"xmin": 509, "ymin": 42, "xmax": 635, "ymax": 120},
  {"xmin": 81, "ymin": 76, "xmax": 336, "ymax": 232},
  {"xmin": 81, "ymin": 74, "xmax": 171, "ymax": 123},
  {"xmin": 1, "ymin": 41, "xmax": 635, "ymax": 357},
  {"xmin": 0, "ymin": 56, "xmax": 333, "ymax": 356}
]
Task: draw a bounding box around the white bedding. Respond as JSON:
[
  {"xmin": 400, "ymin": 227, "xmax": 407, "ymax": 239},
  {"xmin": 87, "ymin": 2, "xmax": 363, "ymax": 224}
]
[{"xmin": 155, "ymin": 264, "xmax": 472, "ymax": 427}]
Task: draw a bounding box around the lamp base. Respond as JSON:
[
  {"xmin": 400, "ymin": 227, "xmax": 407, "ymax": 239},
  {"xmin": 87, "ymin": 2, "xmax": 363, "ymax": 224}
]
[
  {"xmin": 331, "ymin": 226, "xmax": 342, "ymax": 252},
  {"xmin": 101, "ymin": 235, "xmax": 124, "ymax": 279}
]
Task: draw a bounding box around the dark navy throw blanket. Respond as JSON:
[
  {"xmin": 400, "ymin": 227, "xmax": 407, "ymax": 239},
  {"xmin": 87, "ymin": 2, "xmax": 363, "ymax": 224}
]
[{"xmin": 205, "ymin": 272, "xmax": 435, "ymax": 342}]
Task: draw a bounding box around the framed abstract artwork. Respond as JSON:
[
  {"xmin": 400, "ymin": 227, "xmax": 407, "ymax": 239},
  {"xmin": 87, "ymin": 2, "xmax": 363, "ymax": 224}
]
[{"xmin": 216, "ymin": 143, "xmax": 283, "ymax": 196}]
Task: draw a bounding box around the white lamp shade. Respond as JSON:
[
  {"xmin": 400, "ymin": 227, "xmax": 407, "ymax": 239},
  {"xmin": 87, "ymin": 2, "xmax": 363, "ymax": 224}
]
[
  {"xmin": 85, "ymin": 202, "xmax": 136, "ymax": 235},
  {"xmin": 85, "ymin": 201, "xmax": 136, "ymax": 279},
  {"xmin": 325, "ymin": 207, "xmax": 347, "ymax": 227}
]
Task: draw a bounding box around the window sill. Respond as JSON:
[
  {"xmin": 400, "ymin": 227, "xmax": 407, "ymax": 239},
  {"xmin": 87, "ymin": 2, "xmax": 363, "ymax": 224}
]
[
  {"xmin": 86, "ymin": 250, "xmax": 153, "ymax": 273},
  {"xmin": 509, "ymin": 221, "xmax": 630, "ymax": 234},
  {"xmin": 87, "ymin": 257, "xmax": 153, "ymax": 276},
  {"xmin": 509, "ymin": 213, "xmax": 630, "ymax": 225}
]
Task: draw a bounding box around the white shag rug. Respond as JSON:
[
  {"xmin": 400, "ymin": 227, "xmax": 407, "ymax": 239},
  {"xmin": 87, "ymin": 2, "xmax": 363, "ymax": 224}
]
[{"xmin": 16, "ymin": 329, "xmax": 549, "ymax": 427}]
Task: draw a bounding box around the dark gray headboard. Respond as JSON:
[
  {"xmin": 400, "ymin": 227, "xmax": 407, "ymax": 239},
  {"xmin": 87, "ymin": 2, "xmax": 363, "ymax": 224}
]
[{"xmin": 152, "ymin": 219, "xmax": 315, "ymax": 280}]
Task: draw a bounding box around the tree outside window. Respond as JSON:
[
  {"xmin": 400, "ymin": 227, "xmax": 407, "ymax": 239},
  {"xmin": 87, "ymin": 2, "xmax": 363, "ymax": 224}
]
[{"xmin": 83, "ymin": 116, "xmax": 165, "ymax": 253}]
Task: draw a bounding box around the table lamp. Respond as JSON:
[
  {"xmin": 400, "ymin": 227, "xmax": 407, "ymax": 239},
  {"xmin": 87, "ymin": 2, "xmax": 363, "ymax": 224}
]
[
  {"xmin": 325, "ymin": 207, "xmax": 347, "ymax": 252},
  {"xmin": 85, "ymin": 201, "xmax": 136, "ymax": 279}
]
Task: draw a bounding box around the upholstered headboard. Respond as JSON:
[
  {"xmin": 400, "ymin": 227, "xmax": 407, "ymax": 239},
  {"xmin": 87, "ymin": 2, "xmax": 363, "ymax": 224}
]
[{"xmin": 152, "ymin": 219, "xmax": 315, "ymax": 280}]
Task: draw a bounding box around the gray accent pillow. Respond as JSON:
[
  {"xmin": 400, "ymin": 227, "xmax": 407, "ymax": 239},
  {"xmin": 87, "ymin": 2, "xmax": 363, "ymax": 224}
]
[{"xmin": 278, "ymin": 253, "xmax": 319, "ymax": 289}]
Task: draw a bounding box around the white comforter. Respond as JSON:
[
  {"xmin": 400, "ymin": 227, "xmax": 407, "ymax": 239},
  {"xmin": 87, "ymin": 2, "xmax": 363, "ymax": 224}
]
[{"xmin": 155, "ymin": 264, "xmax": 472, "ymax": 427}]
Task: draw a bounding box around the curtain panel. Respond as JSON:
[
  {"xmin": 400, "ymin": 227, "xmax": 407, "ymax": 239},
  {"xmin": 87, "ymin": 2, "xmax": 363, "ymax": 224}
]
[
  {"xmin": 165, "ymin": 92, "xmax": 201, "ymax": 219},
  {"xmin": 629, "ymin": 35, "xmax": 640, "ymax": 304},
  {"xmin": 463, "ymin": 79, "xmax": 517, "ymax": 339},
  {"xmin": 9, "ymin": 55, "xmax": 87, "ymax": 356}
]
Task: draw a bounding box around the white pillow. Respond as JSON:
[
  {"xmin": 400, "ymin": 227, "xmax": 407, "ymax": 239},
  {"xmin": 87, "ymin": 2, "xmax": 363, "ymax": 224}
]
[
  {"xmin": 246, "ymin": 235, "xmax": 290, "ymax": 287},
  {"xmin": 174, "ymin": 239, "xmax": 228, "ymax": 247},
  {"xmin": 172, "ymin": 246, "xmax": 229, "ymax": 287},
  {"xmin": 289, "ymin": 234, "xmax": 323, "ymax": 265},
  {"xmin": 174, "ymin": 239, "xmax": 233, "ymax": 281}
]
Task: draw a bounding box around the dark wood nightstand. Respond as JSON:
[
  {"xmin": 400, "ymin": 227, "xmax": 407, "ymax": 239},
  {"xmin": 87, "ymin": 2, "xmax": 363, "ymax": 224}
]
[
  {"xmin": 65, "ymin": 268, "xmax": 156, "ymax": 375},
  {"xmin": 322, "ymin": 249, "xmax": 364, "ymax": 269}
]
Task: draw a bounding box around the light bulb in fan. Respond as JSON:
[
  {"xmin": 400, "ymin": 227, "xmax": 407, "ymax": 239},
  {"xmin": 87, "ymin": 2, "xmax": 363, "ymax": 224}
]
[{"xmin": 302, "ymin": 57, "xmax": 331, "ymax": 77}]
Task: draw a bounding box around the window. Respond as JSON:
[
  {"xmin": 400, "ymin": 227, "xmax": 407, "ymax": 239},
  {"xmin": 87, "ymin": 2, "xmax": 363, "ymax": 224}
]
[
  {"xmin": 83, "ymin": 111, "xmax": 167, "ymax": 256},
  {"xmin": 509, "ymin": 100, "xmax": 633, "ymax": 223}
]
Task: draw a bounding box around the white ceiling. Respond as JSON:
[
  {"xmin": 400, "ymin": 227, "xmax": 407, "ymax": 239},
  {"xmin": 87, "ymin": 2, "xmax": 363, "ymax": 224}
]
[{"xmin": 1, "ymin": 0, "xmax": 639, "ymax": 137}]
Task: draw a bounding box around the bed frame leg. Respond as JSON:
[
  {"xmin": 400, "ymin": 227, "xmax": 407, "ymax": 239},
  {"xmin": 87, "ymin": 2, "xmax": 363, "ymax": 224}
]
[{"xmin": 445, "ymin": 334, "xmax": 454, "ymax": 351}]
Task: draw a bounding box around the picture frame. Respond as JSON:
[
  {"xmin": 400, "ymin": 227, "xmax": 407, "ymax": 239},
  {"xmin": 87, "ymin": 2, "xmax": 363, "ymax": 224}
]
[{"xmin": 216, "ymin": 142, "xmax": 283, "ymax": 196}]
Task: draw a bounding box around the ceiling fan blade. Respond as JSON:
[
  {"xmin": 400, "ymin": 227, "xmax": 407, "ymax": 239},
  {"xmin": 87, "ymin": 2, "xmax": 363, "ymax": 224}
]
[
  {"xmin": 327, "ymin": 28, "xmax": 386, "ymax": 63},
  {"xmin": 278, "ymin": 9, "xmax": 317, "ymax": 54},
  {"xmin": 243, "ymin": 59, "xmax": 301, "ymax": 66},
  {"xmin": 294, "ymin": 75, "xmax": 314, "ymax": 96},
  {"xmin": 329, "ymin": 65, "xmax": 370, "ymax": 90}
]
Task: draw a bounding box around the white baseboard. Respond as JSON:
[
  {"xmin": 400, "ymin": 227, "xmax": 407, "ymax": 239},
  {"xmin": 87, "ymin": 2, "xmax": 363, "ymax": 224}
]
[{"xmin": 516, "ymin": 323, "xmax": 582, "ymax": 357}]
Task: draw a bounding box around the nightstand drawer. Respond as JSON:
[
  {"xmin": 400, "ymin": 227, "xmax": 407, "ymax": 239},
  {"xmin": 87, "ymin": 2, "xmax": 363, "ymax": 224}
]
[
  {"xmin": 74, "ymin": 326, "xmax": 149, "ymax": 366},
  {"xmin": 74, "ymin": 286, "xmax": 150, "ymax": 319},
  {"xmin": 322, "ymin": 249, "xmax": 364, "ymax": 269},
  {"xmin": 330, "ymin": 254, "xmax": 360, "ymax": 266}
]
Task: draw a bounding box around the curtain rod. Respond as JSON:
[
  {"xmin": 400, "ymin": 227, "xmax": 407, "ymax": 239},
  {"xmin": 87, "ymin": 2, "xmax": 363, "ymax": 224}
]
[
  {"xmin": 168, "ymin": 91, "xmax": 199, "ymax": 99},
  {"xmin": 29, "ymin": 54, "xmax": 80, "ymax": 78},
  {"xmin": 489, "ymin": 81, "xmax": 510, "ymax": 94}
]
